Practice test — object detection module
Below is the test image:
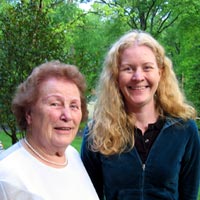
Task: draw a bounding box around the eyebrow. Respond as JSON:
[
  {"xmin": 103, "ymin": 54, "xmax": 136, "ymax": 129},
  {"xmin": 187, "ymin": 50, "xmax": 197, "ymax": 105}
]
[
  {"xmin": 42, "ymin": 94, "xmax": 81, "ymax": 102},
  {"xmin": 142, "ymin": 62, "xmax": 155, "ymax": 65}
]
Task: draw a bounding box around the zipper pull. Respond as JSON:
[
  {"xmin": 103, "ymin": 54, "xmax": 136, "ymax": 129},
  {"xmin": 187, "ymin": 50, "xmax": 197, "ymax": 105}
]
[{"xmin": 142, "ymin": 164, "xmax": 145, "ymax": 170}]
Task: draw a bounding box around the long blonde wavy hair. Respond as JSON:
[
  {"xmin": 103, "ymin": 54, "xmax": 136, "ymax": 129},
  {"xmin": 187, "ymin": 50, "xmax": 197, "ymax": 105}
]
[{"xmin": 89, "ymin": 30, "xmax": 196, "ymax": 155}]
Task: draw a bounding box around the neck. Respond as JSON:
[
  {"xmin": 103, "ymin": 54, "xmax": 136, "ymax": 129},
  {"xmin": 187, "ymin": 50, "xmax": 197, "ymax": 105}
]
[
  {"xmin": 23, "ymin": 138, "xmax": 67, "ymax": 167},
  {"xmin": 134, "ymin": 107, "xmax": 159, "ymax": 134}
]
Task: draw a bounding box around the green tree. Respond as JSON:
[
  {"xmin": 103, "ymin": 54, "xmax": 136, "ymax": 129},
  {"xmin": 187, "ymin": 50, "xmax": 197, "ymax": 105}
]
[
  {"xmin": 0, "ymin": 0, "xmax": 66, "ymax": 144},
  {"xmin": 159, "ymin": 0, "xmax": 200, "ymax": 119},
  {"xmin": 176, "ymin": 1, "xmax": 200, "ymax": 117},
  {"xmin": 52, "ymin": 2, "xmax": 117, "ymax": 99},
  {"xmin": 65, "ymin": 14, "xmax": 110, "ymax": 98},
  {"xmin": 93, "ymin": 0, "xmax": 185, "ymax": 37}
]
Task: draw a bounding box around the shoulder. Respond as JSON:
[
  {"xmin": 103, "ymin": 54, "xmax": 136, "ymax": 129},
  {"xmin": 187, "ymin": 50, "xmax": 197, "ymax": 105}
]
[
  {"xmin": 66, "ymin": 145, "xmax": 80, "ymax": 160},
  {"xmin": 66, "ymin": 145, "xmax": 79, "ymax": 154},
  {"xmin": 0, "ymin": 141, "xmax": 22, "ymax": 162},
  {"xmin": 165, "ymin": 117, "xmax": 198, "ymax": 130},
  {"xmin": 0, "ymin": 141, "xmax": 25, "ymax": 178},
  {"xmin": 164, "ymin": 117, "xmax": 199, "ymax": 142},
  {"xmin": 179, "ymin": 119, "xmax": 198, "ymax": 136},
  {"xmin": 65, "ymin": 145, "xmax": 88, "ymax": 171}
]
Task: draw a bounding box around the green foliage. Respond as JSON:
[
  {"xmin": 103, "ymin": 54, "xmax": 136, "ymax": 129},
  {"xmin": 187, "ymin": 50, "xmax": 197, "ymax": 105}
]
[
  {"xmin": 159, "ymin": 0, "xmax": 200, "ymax": 115},
  {"xmin": 64, "ymin": 13, "xmax": 109, "ymax": 98},
  {"xmin": 93, "ymin": 0, "xmax": 184, "ymax": 37},
  {"xmin": 0, "ymin": 0, "xmax": 67, "ymax": 143},
  {"xmin": 177, "ymin": 2, "xmax": 200, "ymax": 113},
  {"xmin": 52, "ymin": 4, "xmax": 115, "ymax": 99},
  {"xmin": 0, "ymin": 0, "xmax": 199, "ymax": 144}
]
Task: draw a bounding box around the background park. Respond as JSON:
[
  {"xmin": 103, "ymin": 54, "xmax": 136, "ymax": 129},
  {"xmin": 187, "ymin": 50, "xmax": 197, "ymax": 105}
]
[{"xmin": 0, "ymin": 0, "xmax": 199, "ymax": 197}]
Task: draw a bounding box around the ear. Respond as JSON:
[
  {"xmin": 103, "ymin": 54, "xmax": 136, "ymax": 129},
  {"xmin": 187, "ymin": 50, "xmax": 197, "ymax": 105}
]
[
  {"xmin": 159, "ymin": 66, "xmax": 163, "ymax": 75},
  {"xmin": 26, "ymin": 110, "xmax": 32, "ymax": 125}
]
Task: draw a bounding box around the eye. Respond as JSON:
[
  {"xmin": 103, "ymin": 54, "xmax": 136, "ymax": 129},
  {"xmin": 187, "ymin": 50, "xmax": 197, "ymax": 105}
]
[
  {"xmin": 50, "ymin": 101, "xmax": 62, "ymax": 107},
  {"xmin": 120, "ymin": 65, "xmax": 133, "ymax": 73},
  {"xmin": 70, "ymin": 103, "xmax": 80, "ymax": 110},
  {"xmin": 125, "ymin": 67, "xmax": 133, "ymax": 72},
  {"xmin": 143, "ymin": 65, "xmax": 153, "ymax": 71}
]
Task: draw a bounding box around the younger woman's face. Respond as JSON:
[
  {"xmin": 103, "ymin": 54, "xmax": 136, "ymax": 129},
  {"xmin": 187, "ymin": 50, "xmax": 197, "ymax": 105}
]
[{"xmin": 118, "ymin": 45, "xmax": 161, "ymax": 112}]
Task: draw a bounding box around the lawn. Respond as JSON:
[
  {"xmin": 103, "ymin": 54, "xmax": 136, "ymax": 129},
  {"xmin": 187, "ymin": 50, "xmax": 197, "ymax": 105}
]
[{"xmin": 0, "ymin": 131, "xmax": 82, "ymax": 152}]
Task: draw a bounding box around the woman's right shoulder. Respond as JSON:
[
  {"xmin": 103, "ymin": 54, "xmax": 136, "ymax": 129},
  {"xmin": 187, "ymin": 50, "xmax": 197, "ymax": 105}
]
[{"xmin": 0, "ymin": 141, "xmax": 22, "ymax": 162}]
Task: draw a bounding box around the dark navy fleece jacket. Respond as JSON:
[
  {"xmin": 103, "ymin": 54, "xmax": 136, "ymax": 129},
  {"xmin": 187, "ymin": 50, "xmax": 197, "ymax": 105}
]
[{"xmin": 81, "ymin": 117, "xmax": 200, "ymax": 200}]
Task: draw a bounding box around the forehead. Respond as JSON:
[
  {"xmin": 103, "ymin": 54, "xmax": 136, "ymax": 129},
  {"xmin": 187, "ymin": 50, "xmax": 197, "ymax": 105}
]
[
  {"xmin": 120, "ymin": 45, "xmax": 156, "ymax": 64},
  {"xmin": 122, "ymin": 45, "xmax": 154, "ymax": 56},
  {"xmin": 39, "ymin": 77, "xmax": 80, "ymax": 98}
]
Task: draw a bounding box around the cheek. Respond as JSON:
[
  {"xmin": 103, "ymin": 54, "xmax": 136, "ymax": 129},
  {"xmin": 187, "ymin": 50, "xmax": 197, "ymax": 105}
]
[
  {"xmin": 74, "ymin": 112, "xmax": 82, "ymax": 125},
  {"xmin": 118, "ymin": 74, "xmax": 127, "ymax": 89},
  {"xmin": 37, "ymin": 108, "xmax": 58, "ymax": 125},
  {"xmin": 48, "ymin": 111, "xmax": 60, "ymax": 123},
  {"xmin": 149, "ymin": 71, "xmax": 161, "ymax": 85},
  {"xmin": 118, "ymin": 76, "xmax": 130, "ymax": 97}
]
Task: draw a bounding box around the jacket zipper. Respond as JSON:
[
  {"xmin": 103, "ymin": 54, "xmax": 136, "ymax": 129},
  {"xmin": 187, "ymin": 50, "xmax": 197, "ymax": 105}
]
[{"xmin": 141, "ymin": 163, "xmax": 145, "ymax": 200}]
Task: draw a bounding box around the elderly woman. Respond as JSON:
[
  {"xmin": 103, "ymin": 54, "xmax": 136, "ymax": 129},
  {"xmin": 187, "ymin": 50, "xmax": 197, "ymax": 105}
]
[
  {"xmin": 0, "ymin": 61, "xmax": 99, "ymax": 200},
  {"xmin": 81, "ymin": 30, "xmax": 200, "ymax": 200}
]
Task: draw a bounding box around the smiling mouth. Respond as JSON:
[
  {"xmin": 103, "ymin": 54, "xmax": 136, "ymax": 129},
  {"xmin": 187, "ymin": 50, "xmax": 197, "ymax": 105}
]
[
  {"xmin": 128, "ymin": 86, "xmax": 149, "ymax": 90},
  {"xmin": 54, "ymin": 127, "xmax": 72, "ymax": 130}
]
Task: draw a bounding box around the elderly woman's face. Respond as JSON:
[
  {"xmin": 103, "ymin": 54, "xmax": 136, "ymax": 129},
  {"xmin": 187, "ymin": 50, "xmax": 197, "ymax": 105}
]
[{"xmin": 26, "ymin": 77, "xmax": 82, "ymax": 152}]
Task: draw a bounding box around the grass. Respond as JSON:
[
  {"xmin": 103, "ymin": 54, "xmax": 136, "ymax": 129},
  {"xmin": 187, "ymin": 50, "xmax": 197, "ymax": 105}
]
[
  {"xmin": 0, "ymin": 132, "xmax": 13, "ymax": 149},
  {"xmin": 71, "ymin": 136, "xmax": 82, "ymax": 152},
  {"xmin": 0, "ymin": 131, "xmax": 82, "ymax": 152}
]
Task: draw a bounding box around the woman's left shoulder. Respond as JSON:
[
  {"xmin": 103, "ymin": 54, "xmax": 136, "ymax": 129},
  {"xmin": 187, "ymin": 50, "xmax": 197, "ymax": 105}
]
[
  {"xmin": 183, "ymin": 118, "xmax": 198, "ymax": 132},
  {"xmin": 66, "ymin": 145, "xmax": 79, "ymax": 154},
  {"xmin": 180, "ymin": 119, "xmax": 200, "ymax": 143},
  {"xmin": 171, "ymin": 117, "xmax": 198, "ymax": 131},
  {"xmin": 166, "ymin": 117, "xmax": 199, "ymax": 139},
  {"xmin": 65, "ymin": 145, "xmax": 81, "ymax": 160}
]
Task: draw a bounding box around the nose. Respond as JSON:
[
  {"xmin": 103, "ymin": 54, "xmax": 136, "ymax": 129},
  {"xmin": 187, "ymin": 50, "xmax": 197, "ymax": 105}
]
[
  {"xmin": 60, "ymin": 107, "xmax": 72, "ymax": 121},
  {"xmin": 131, "ymin": 68, "xmax": 144, "ymax": 81}
]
